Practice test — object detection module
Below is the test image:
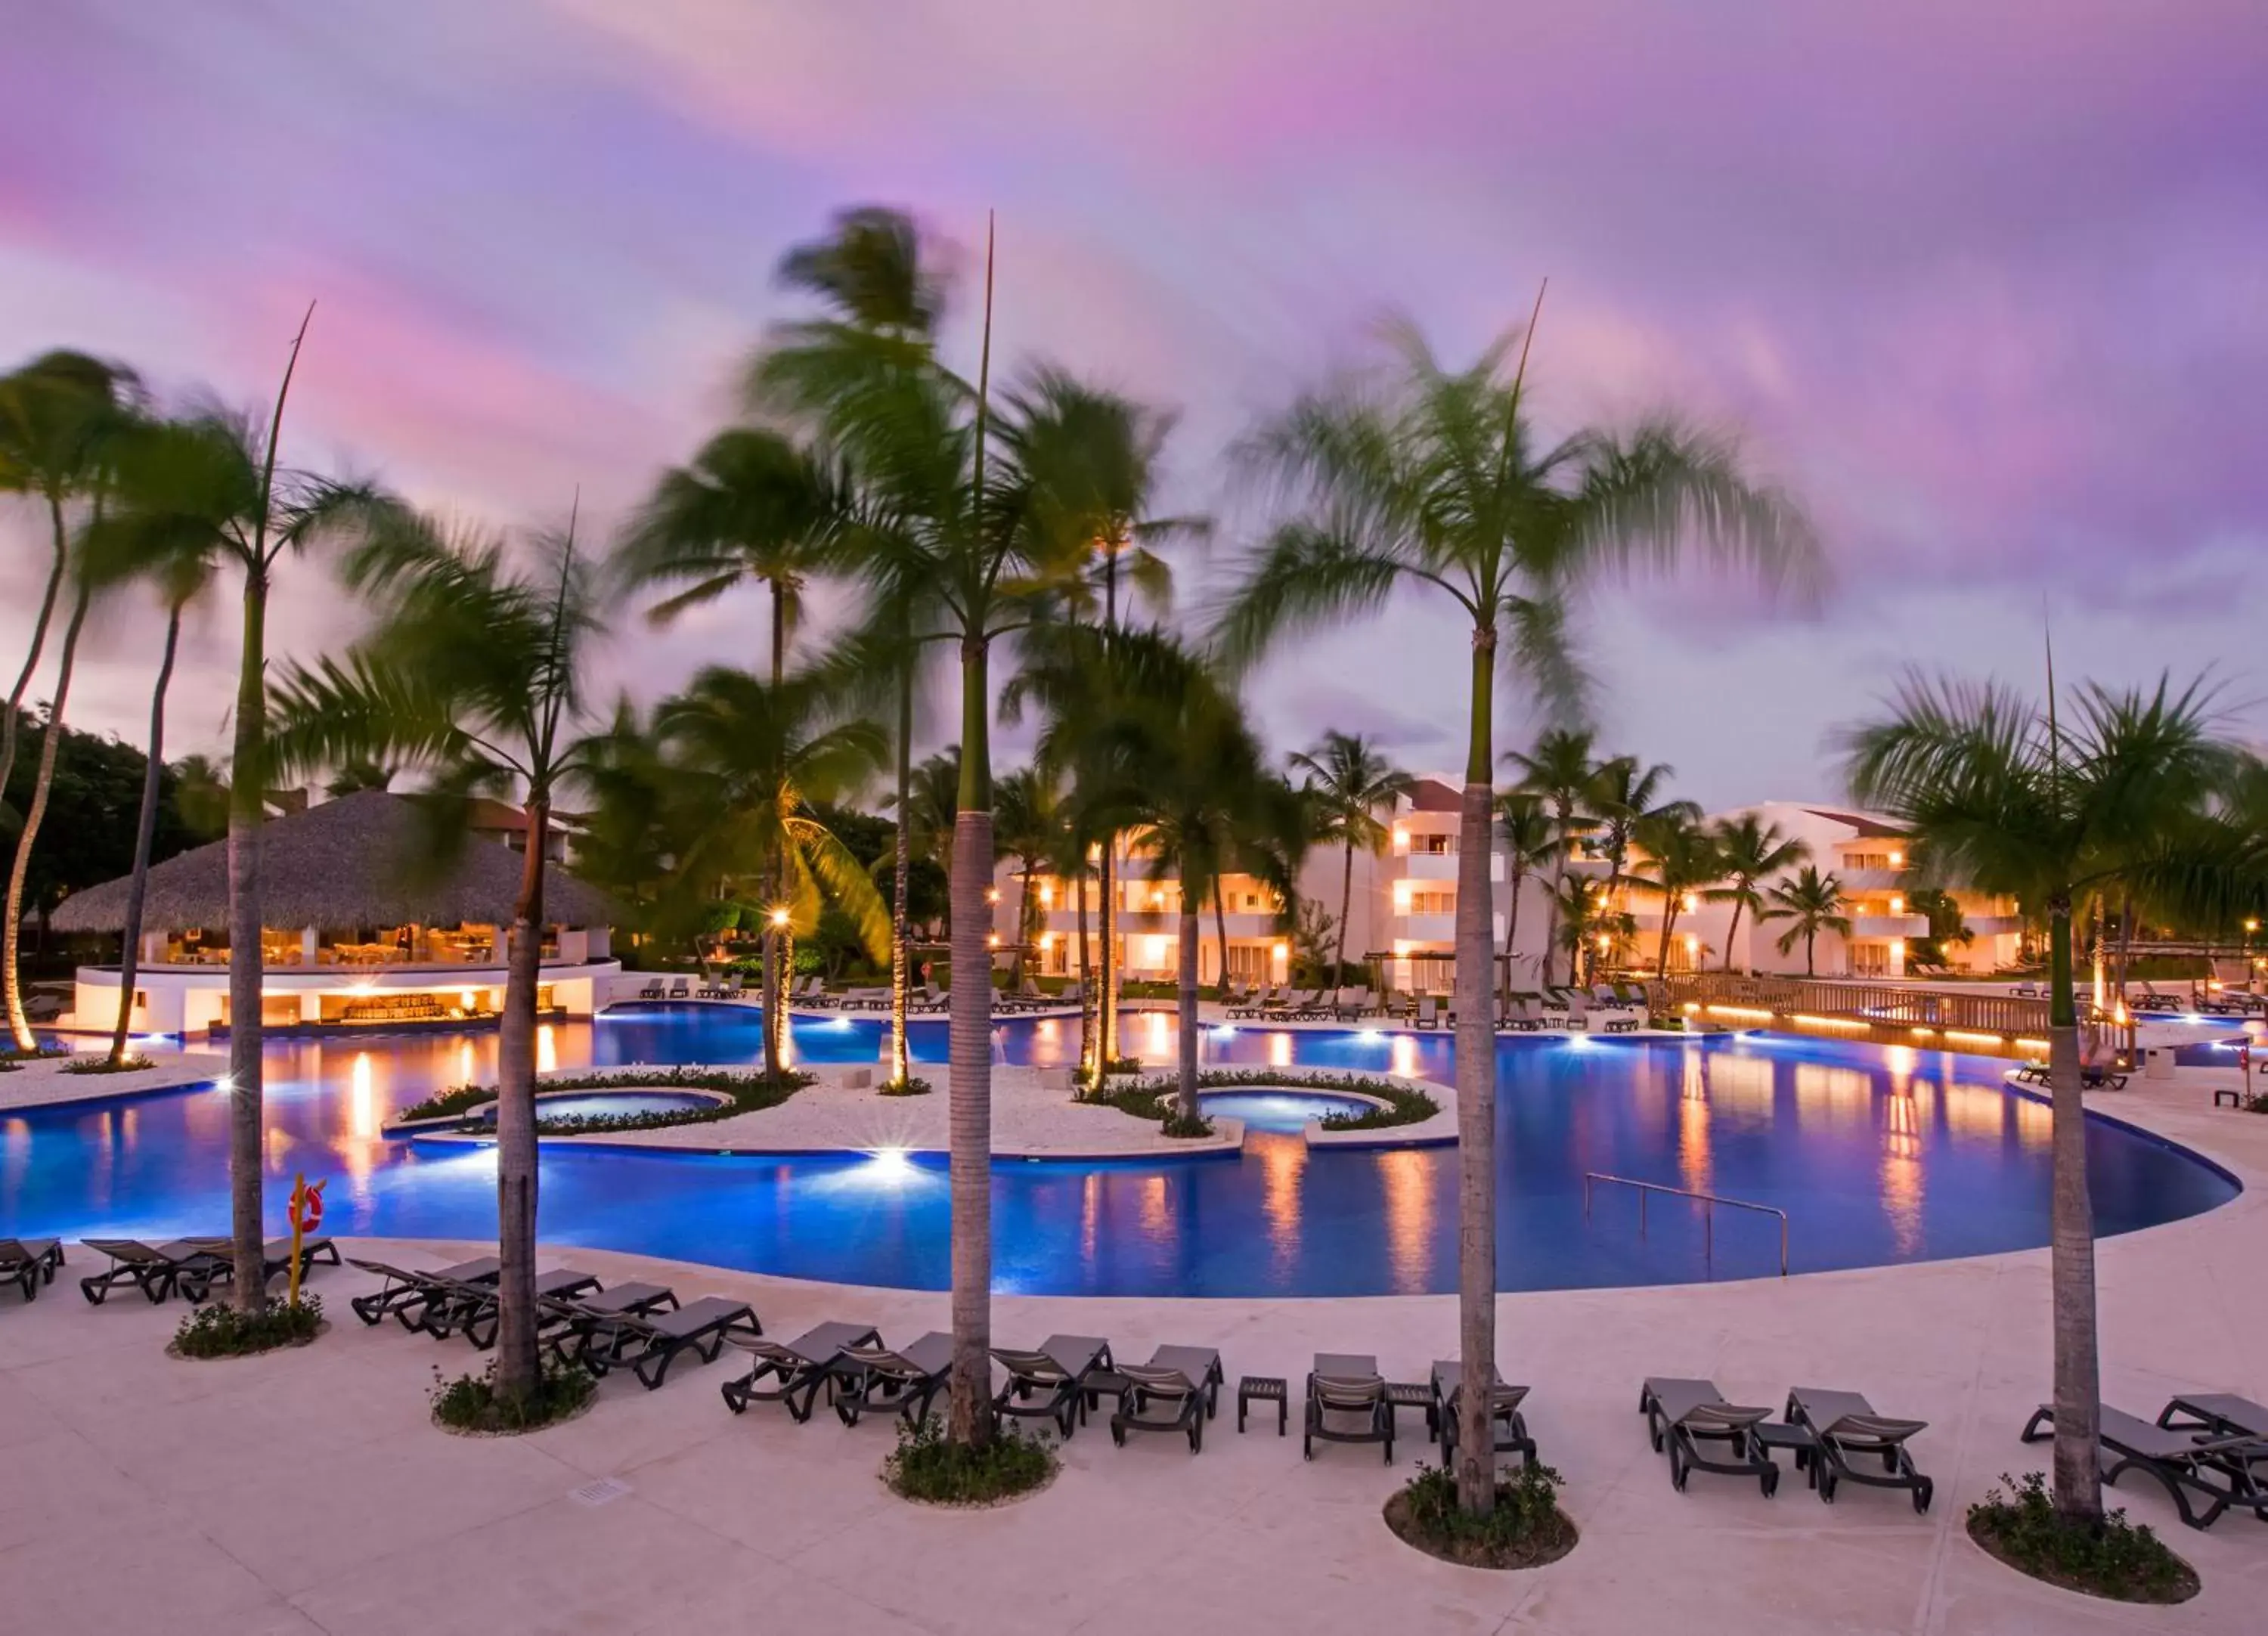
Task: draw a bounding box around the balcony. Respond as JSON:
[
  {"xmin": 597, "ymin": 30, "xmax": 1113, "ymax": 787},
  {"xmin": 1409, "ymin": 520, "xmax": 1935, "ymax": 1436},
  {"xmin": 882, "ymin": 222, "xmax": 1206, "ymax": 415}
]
[
  {"xmin": 1396, "ymin": 851, "xmax": 1460, "ymax": 881},
  {"xmin": 1395, "ymin": 913, "xmax": 1458, "ymax": 943},
  {"xmin": 1833, "ymin": 869, "xmax": 1904, "ymax": 891},
  {"xmin": 1960, "ymin": 916, "xmax": 2027, "ymax": 937},
  {"xmin": 1849, "ymin": 915, "xmax": 1929, "ymax": 939}
]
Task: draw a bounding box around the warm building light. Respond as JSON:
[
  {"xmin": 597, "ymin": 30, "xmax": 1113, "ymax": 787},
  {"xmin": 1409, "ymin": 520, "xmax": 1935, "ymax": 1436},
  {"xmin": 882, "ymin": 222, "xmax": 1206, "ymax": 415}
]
[
  {"xmin": 1681, "ymin": 893, "xmax": 1698, "ymax": 913},
  {"xmin": 1039, "ymin": 883, "xmax": 1054, "ymax": 907},
  {"xmin": 1888, "ymin": 851, "xmax": 1904, "ymax": 867},
  {"xmin": 459, "ymin": 990, "xmax": 476, "ymax": 1011},
  {"xmin": 1706, "ymin": 1005, "xmax": 1774, "ymax": 1021},
  {"xmin": 770, "ymin": 906, "xmax": 790, "ymax": 928},
  {"xmin": 1597, "ymin": 932, "xmax": 1613, "ymax": 950},
  {"xmin": 1272, "ymin": 942, "xmax": 1289, "ymax": 959},
  {"xmin": 1888, "ymin": 895, "xmax": 1904, "ymax": 916},
  {"xmin": 1039, "ymin": 932, "xmax": 1055, "ymax": 950},
  {"xmin": 1943, "ymin": 1030, "xmax": 2003, "ymax": 1049},
  {"xmin": 2013, "ymin": 1036, "xmax": 2051, "ymax": 1052},
  {"xmin": 984, "ymin": 887, "xmax": 1000, "ymax": 905},
  {"xmin": 2248, "ymin": 919, "xmax": 2260, "ymax": 934},
  {"xmin": 986, "ymin": 932, "xmax": 1000, "ymax": 948}
]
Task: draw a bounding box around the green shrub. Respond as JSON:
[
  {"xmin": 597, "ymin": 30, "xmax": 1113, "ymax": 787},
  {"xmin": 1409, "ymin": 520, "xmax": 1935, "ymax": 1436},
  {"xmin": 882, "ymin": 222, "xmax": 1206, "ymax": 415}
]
[
  {"xmin": 1966, "ymin": 1472, "xmax": 2198, "ymax": 1603},
  {"xmin": 171, "ymin": 1294, "xmax": 324, "ymax": 1359},
  {"xmin": 1087, "ymin": 1068, "xmax": 1436, "ymax": 1132},
  {"xmin": 878, "ymin": 1075, "xmax": 934, "ymax": 1097},
  {"xmin": 1385, "ymin": 1461, "xmax": 1577, "ymax": 1569},
  {"xmin": 395, "ymin": 1067, "xmax": 810, "ymax": 1134},
  {"xmin": 883, "ymin": 1414, "xmax": 1057, "ymax": 1505},
  {"xmin": 61, "ymin": 1054, "xmax": 155, "ymax": 1075},
  {"xmin": 430, "ymin": 1355, "xmax": 596, "ymax": 1435}
]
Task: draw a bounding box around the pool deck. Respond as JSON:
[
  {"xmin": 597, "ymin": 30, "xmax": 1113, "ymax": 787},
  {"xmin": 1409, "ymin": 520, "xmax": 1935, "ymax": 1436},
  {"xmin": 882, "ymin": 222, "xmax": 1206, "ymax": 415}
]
[
  {"xmin": 0, "ymin": 1050, "xmax": 219, "ymax": 1112},
  {"xmin": 5, "ymin": 1070, "xmax": 2266, "ymax": 1633}
]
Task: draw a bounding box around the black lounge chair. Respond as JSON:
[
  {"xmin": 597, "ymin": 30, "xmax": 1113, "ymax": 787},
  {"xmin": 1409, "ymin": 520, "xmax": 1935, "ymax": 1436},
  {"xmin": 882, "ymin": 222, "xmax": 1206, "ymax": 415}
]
[
  {"xmin": 1430, "ymin": 1359, "xmax": 1536, "ymax": 1466},
  {"xmin": 1305, "ymin": 1352, "xmax": 1394, "ymax": 1464},
  {"xmin": 345, "ymin": 1254, "xmax": 501, "ymax": 1325},
  {"xmin": 572, "ymin": 1296, "xmax": 762, "ymax": 1390},
  {"xmin": 0, "ymin": 1237, "xmax": 64, "ymax": 1300},
  {"xmin": 834, "ymin": 1331, "xmax": 954, "ymax": 1427},
  {"xmin": 438, "ymin": 1268, "xmax": 605, "ymax": 1349},
  {"xmin": 2022, "ymin": 1402, "xmax": 2268, "ymax": 1529},
  {"xmin": 2158, "ymin": 1393, "xmax": 2268, "ymax": 1442},
  {"xmin": 1785, "ymin": 1387, "xmax": 1933, "ymax": 1511},
  {"xmin": 78, "ymin": 1238, "xmax": 229, "ymax": 1305},
  {"xmin": 992, "ymin": 1334, "xmax": 1111, "ymax": 1438},
  {"xmin": 1108, "ymin": 1345, "xmax": 1224, "ymax": 1453},
  {"xmin": 1640, "ymin": 1377, "xmax": 1780, "ymax": 1495},
  {"xmin": 721, "ymin": 1320, "xmax": 881, "ymax": 1421},
  {"xmin": 186, "ymin": 1235, "xmax": 340, "ymax": 1293}
]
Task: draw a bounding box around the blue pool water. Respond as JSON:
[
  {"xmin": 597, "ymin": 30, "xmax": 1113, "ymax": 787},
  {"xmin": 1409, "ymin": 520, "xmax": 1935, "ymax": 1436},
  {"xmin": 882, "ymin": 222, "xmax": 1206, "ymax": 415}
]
[
  {"xmin": 2, "ymin": 1009, "xmax": 2235, "ymax": 1297},
  {"xmin": 480, "ymin": 1089, "xmax": 719, "ymax": 1123},
  {"xmin": 1196, "ymin": 1089, "xmax": 1375, "ymax": 1132}
]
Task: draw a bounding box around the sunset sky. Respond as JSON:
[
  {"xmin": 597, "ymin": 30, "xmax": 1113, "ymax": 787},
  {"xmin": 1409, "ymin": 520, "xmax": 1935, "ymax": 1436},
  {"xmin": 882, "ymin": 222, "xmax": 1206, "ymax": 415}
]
[{"xmin": 4, "ymin": 2, "xmax": 2263, "ymax": 808}]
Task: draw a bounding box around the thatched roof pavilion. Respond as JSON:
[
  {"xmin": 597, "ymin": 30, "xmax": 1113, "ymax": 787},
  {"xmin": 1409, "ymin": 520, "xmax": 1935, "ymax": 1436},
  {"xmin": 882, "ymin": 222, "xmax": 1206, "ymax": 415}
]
[{"xmin": 51, "ymin": 790, "xmax": 614, "ymax": 934}]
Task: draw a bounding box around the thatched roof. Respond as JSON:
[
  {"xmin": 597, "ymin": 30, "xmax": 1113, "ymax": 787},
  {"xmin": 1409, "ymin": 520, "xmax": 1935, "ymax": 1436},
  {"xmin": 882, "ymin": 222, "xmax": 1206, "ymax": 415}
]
[{"xmin": 50, "ymin": 791, "xmax": 615, "ymax": 933}]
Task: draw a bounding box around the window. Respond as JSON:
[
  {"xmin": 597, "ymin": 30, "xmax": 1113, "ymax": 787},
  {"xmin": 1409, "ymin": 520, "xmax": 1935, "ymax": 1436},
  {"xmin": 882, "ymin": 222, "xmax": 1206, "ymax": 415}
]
[
  {"xmin": 1414, "ymin": 834, "xmax": 1455, "ymax": 855},
  {"xmin": 1401, "ymin": 891, "xmax": 1455, "ymax": 917}
]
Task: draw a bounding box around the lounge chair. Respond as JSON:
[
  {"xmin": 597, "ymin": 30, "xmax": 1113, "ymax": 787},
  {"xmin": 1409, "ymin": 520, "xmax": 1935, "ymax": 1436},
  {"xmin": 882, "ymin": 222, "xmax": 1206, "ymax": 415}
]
[
  {"xmin": 1430, "ymin": 1359, "xmax": 1536, "ymax": 1466},
  {"xmin": 991, "ymin": 1335, "xmax": 1111, "ymax": 1438},
  {"xmin": 1412, "ymin": 996, "xmax": 1441, "ymax": 1030},
  {"xmin": 1228, "ymin": 986, "xmax": 1277, "ymax": 1020},
  {"xmin": 1535, "ymin": 990, "xmax": 1572, "ymax": 1029},
  {"xmin": 567, "ymin": 1296, "xmax": 762, "ymax": 1390},
  {"xmin": 2157, "ymin": 1392, "xmax": 2268, "ymax": 1441},
  {"xmin": 833, "ymin": 1331, "xmax": 955, "ymax": 1427},
  {"xmin": 0, "ymin": 1238, "xmax": 64, "ymax": 1300},
  {"xmin": 2011, "ymin": 1059, "xmax": 2050, "ymax": 1086},
  {"xmin": 1108, "ymin": 1345, "xmax": 1223, "ymax": 1453},
  {"xmin": 1305, "ymin": 1353, "xmax": 1394, "ymax": 1463},
  {"xmin": 436, "ymin": 1268, "xmax": 604, "ymax": 1349},
  {"xmin": 1785, "ymin": 1387, "xmax": 1933, "ymax": 1511},
  {"xmin": 345, "ymin": 1254, "xmax": 501, "ymax": 1325},
  {"xmin": 721, "ymin": 1320, "xmax": 881, "ymax": 1421},
  {"xmin": 1639, "ymin": 1377, "xmax": 1780, "ymax": 1495},
  {"xmin": 78, "ymin": 1238, "xmax": 231, "ymax": 1305},
  {"xmin": 1330, "ymin": 987, "xmax": 1374, "ymax": 1021},
  {"xmin": 637, "ymin": 981, "xmax": 665, "ymax": 1000},
  {"xmin": 185, "ymin": 1235, "xmax": 340, "ymax": 1293},
  {"xmin": 2022, "ymin": 1402, "xmax": 2268, "ymax": 1529}
]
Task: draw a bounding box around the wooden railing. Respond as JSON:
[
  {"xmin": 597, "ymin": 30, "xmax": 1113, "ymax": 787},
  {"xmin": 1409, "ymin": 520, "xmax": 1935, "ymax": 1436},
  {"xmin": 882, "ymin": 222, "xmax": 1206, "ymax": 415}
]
[{"xmin": 1654, "ymin": 972, "xmax": 2056, "ymax": 1041}]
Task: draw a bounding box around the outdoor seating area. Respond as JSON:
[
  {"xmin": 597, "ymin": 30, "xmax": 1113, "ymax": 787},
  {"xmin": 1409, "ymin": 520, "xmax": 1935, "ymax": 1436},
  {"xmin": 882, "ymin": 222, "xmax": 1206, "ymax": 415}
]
[{"xmin": 2022, "ymin": 1401, "xmax": 2268, "ymax": 1530}]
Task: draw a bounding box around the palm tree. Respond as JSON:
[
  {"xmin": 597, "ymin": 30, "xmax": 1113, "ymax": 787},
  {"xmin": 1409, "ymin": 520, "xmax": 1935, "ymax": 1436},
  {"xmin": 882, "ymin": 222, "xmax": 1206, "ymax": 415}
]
[
  {"xmin": 1551, "ymin": 874, "xmax": 1606, "ymax": 986},
  {"xmin": 655, "ymin": 666, "xmax": 891, "ymax": 1071},
  {"xmin": 1707, "ymin": 813, "xmax": 1809, "ymax": 973},
  {"xmin": 752, "ymin": 206, "xmax": 1069, "ymax": 1449},
  {"xmin": 1215, "ymin": 315, "xmax": 1817, "ymax": 1512},
  {"xmin": 992, "ymin": 766, "xmax": 1062, "ymax": 992},
  {"xmin": 1494, "ymin": 791, "xmax": 1559, "ymax": 998},
  {"xmin": 894, "ymin": 748, "xmax": 962, "ymax": 909},
  {"xmin": 1631, "ymin": 810, "xmax": 1723, "ymax": 977},
  {"xmin": 1586, "ymin": 755, "xmax": 1696, "ymax": 910},
  {"xmin": 2, "ymin": 352, "xmax": 140, "ymax": 1051},
  {"xmin": 1287, "ymin": 731, "xmax": 1411, "ymax": 1002},
  {"xmin": 91, "ymin": 318, "xmax": 396, "ymax": 1308},
  {"xmin": 1507, "ymin": 727, "xmax": 1601, "ymax": 991},
  {"xmin": 0, "ymin": 352, "xmax": 138, "ymax": 810},
  {"xmin": 1012, "ymin": 624, "xmax": 1292, "ymax": 1117},
  {"xmin": 618, "ymin": 425, "xmax": 853, "ymax": 1071},
  {"xmin": 267, "ymin": 510, "xmax": 605, "ymax": 1401},
  {"xmin": 1843, "ymin": 669, "xmax": 2250, "ymax": 1523},
  {"xmin": 1760, "ymin": 865, "xmax": 1850, "ymax": 976},
  {"xmin": 77, "ymin": 417, "xmax": 228, "ymax": 1066}
]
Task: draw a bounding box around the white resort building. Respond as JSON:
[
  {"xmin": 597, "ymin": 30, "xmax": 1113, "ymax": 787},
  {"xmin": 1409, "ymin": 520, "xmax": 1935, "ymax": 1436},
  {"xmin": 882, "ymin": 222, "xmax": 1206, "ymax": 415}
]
[{"xmin": 48, "ymin": 790, "xmax": 620, "ymax": 1038}]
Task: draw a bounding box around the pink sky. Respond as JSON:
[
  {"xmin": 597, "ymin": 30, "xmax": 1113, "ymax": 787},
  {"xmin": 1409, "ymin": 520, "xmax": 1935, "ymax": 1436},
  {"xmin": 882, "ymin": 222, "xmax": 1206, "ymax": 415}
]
[{"xmin": 4, "ymin": 1, "xmax": 2264, "ymax": 805}]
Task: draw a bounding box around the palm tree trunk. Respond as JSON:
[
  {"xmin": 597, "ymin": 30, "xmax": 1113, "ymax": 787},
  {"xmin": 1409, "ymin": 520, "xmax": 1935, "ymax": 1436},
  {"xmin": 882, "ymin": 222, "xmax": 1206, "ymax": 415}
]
[
  {"xmin": 0, "ymin": 497, "xmax": 70, "ymax": 814},
  {"xmin": 888, "ymin": 666, "xmax": 912, "ymax": 1085},
  {"xmin": 1805, "ymin": 928, "xmax": 1817, "ymax": 978},
  {"xmin": 1333, "ymin": 841, "xmax": 1355, "ymax": 1003},
  {"xmin": 3, "ymin": 584, "xmax": 90, "ymax": 1051},
  {"xmin": 1098, "ymin": 837, "xmax": 1117, "ymax": 1067},
  {"xmin": 1540, "ymin": 801, "xmax": 1570, "ymax": 989},
  {"xmin": 946, "ymin": 637, "xmax": 994, "ymax": 1447},
  {"xmin": 1501, "ymin": 865, "xmax": 1524, "ymax": 1004},
  {"xmin": 1074, "ymin": 860, "xmax": 1093, "ymax": 1074},
  {"xmin": 2045, "ymin": 897, "xmax": 2102, "ymax": 1520},
  {"xmin": 1722, "ymin": 897, "xmax": 1746, "ymax": 973},
  {"xmin": 1656, "ymin": 902, "xmax": 1679, "ymax": 980},
  {"xmin": 1177, "ymin": 905, "xmax": 1201, "ymax": 1120},
  {"xmin": 491, "ymin": 798, "xmax": 550, "ymax": 1401},
  {"xmin": 2112, "ymin": 891, "xmax": 2133, "ymax": 1016},
  {"xmin": 760, "ymin": 910, "xmax": 782, "ymax": 1080},
  {"xmin": 1452, "ymin": 626, "xmax": 1500, "ymax": 1516},
  {"xmin": 107, "ymin": 608, "xmax": 182, "ymax": 1066},
  {"xmin": 1212, "ymin": 878, "xmax": 1230, "ymax": 1001},
  {"xmin": 225, "ymin": 569, "xmax": 270, "ymax": 1312}
]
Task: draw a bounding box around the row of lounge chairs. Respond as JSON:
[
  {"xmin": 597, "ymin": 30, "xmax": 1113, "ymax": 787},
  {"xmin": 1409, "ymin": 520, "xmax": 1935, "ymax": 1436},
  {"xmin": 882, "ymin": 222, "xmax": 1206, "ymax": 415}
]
[
  {"xmin": 795, "ymin": 977, "xmax": 1075, "ymax": 1015},
  {"xmin": 1222, "ymin": 984, "xmax": 1649, "ymax": 1033},
  {"xmin": 1640, "ymin": 1377, "xmax": 1933, "ymax": 1508},
  {"xmin": 634, "ymin": 976, "xmax": 748, "ymax": 1001},
  {"xmin": 2011, "ymin": 1058, "xmax": 2130, "ymax": 1091},
  {"xmin": 2025, "ymin": 1395, "xmax": 2268, "ymax": 1530},
  {"xmin": 76, "ymin": 1235, "xmax": 339, "ymax": 1305},
  {"xmin": 0, "ymin": 1237, "xmax": 65, "ymax": 1300}
]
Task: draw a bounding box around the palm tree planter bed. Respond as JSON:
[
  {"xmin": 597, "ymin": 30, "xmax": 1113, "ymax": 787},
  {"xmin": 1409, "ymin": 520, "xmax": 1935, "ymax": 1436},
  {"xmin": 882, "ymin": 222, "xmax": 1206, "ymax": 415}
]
[
  {"xmin": 882, "ymin": 1417, "xmax": 1058, "ymax": 1507},
  {"xmin": 1966, "ymin": 1474, "xmax": 2197, "ymax": 1604},
  {"xmin": 389, "ymin": 1068, "xmax": 809, "ymax": 1136},
  {"xmin": 430, "ymin": 1356, "xmax": 596, "ymax": 1436},
  {"xmin": 1383, "ymin": 1462, "xmax": 1578, "ymax": 1571},
  {"xmin": 168, "ymin": 1296, "xmax": 327, "ymax": 1359}
]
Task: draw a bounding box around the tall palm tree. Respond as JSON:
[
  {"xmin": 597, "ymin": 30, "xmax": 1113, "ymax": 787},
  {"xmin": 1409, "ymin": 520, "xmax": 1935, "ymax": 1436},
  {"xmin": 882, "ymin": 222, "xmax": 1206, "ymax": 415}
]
[
  {"xmin": 752, "ymin": 206, "xmax": 1070, "ymax": 1449},
  {"xmin": 1707, "ymin": 813, "xmax": 1809, "ymax": 972},
  {"xmin": 2, "ymin": 353, "xmax": 140, "ymax": 1051},
  {"xmin": 78, "ymin": 417, "xmax": 228, "ymax": 1066},
  {"xmin": 1844, "ymin": 669, "xmax": 2250, "ymax": 1523},
  {"xmin": 655, "ymin": 665, "xmax": 891, "ymax": 1071},
  {"xmin": 1630, "ymin": 809, "xmax": 1723, "ymax": 977},
  {"xmin": 1494, "ymin": 791, "xmax": 1559, "ymax": 997},
  {"xmin": 1287, "ymin": 731, "xmax": 1411, "ymax": 1002},
  {"xmin": 92, "ymin": 317, "xmax": 396, "ymax": 1308},
  {"xmin": 268, "ymin": 510, "xmax": 605, "ymax": 1400},
  {"xmin": 1214, "ymin": 314, "xmax": 1818, "ymax": 1512},
  {"xmin": 618, "ymin": 424, "xmax": 853, "ymax": 1070},
  {"xmin": 1507, "ymin": 727, "xmax": 1601, "ymax": 991},
  {"xmin": 1760, "ymin": 865, "xmax": 1850, "ymax": 976}
]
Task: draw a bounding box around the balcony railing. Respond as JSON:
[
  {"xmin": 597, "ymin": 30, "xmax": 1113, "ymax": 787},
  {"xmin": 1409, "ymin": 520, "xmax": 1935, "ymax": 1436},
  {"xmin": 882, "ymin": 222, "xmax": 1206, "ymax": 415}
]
[{"xmin": 1659, "ymin": 971, "xmax": 2053, "ymax": 1037}]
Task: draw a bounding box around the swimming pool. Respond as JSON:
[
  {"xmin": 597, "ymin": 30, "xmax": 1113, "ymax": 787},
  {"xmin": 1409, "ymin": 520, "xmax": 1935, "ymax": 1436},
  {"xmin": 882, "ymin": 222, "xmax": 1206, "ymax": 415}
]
[{"xmin": 2, "ymin": 1009, "xmax": 2235, "ymax": 1296}]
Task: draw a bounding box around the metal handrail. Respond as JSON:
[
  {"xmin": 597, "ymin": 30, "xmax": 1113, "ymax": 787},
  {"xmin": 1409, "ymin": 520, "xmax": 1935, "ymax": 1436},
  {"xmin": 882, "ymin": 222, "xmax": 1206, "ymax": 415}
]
[{"xmin": 1582, "ymin": 1171, "xmax": 1789, "ymax": 1278}]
